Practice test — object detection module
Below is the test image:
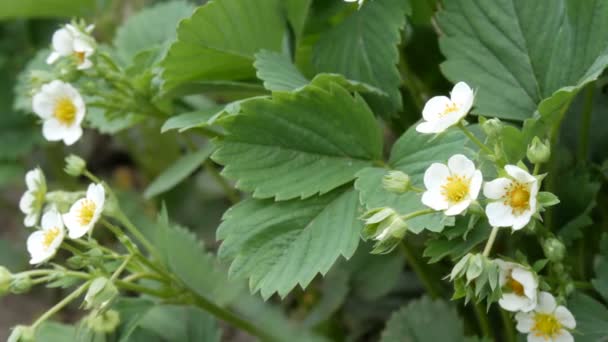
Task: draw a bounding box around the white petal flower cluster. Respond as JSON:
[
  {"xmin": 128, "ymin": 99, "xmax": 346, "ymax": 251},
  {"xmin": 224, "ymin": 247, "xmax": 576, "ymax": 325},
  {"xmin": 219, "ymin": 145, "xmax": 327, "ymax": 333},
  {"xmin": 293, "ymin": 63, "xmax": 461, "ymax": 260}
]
[
  {"xmin": 515, "ymin": 292, "xmax": 576, "ymax": 342},
  {"xmin": 416, "ymin": 82, "xmax": 474, "ymax": 134},
  {"xmin": 47, "ymin": 24, "xmax": 95, "ymax": 70},
  {"xmin": 495, "ymin": 260, "xmax": 538, "ymax": 312},
  {"xmin": 20, "ymin": 168, "xmax": 105, "ymax": 265}
]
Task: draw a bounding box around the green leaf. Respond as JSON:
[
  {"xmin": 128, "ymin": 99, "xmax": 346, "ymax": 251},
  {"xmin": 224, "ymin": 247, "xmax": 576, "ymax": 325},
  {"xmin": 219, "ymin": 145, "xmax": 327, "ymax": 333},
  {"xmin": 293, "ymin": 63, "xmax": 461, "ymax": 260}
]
[
  {"xmin": 254, "ymin": 50, "xmax": 309, "ymax": 92},
  {"xmin": 217, "ymin": 188, "xmax": 363, "ymax": 299},
  {"xmin": 35, "ymin": 322, "xmax": 76, "ymax": 341},
  {"xmin": 161, "ymin": 0, "xmax": 287, "ymax": 91},
  {"xmin": 438, "ymin": 0, "xmax": 608, "ymax": 120},
  {"xmin": 113, "ymin": 1, "xmax": 195, "ymax": 65},
  {"xmin": 134, "ymin": 305, "xmax": 221, "ymax": 342},
  {"xmin": 537, "ymin": 191, "xmax": 560, "ymax": 208},
  {"xmin": 0, "ymin": 0, "xmax": 95, "ymax": 20},
  {"xmin": 86, "ymin": 107, "xmax": 145, "ymax": 135},
  {"xmin": 424, "ymin": 218, "xmax": 491, "ymax": 263},
  {"xmin": 592, "ymin": 234, "xmax": 608, "ymax": 302},
  {"xmin": 348, "ymin": 247, "xmax": 405, "ymax": 300},
  {"xmin": 355, "ymin": 127, "xmax": 470, "ymax": 233},
  {"xmin": 568, "ymin": 292, "xmax": 608, "ymax": 342},
  {"xmin": 284, "ymin": 0, "xmax": 312, "ymax": 38},
  {"xmin": 154, "ymin": 220, "xmax": 243, "ymax": 305},
  {"xmin": 380, "ymin": 296, "xmax": 466, "ymax": 342},
  {"xmin": 213, "ymin": 82, "xmax": 382, "ymax": 200},
  {"xmin": 144, "ymin": 144, "xmax": 214, "ymax": 199},
  {"xmin": 161, "ymin": 106, "xmax": 224, "ymax": 133},
  {"xmin": 313, "ymin": 0, "xmax": 410, "ymax": 115}
]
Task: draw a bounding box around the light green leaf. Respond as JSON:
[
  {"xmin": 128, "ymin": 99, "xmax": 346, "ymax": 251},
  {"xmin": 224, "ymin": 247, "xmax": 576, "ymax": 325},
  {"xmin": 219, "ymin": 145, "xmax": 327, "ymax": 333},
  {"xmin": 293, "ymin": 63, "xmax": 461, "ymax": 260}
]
[
  {"xmin": 380, "ymin": 296, "xmax": 466, "ymax": 342},
  {"xmin": 217, "ymin": 188, "xmax": 363, "ymax": 299},
  {"xmin": 0, "ymin": 0, "xmax": 95, "ymax": 20},
  {"xmin": 144, "ymin": 145, "xmax": 214, "ymax": 199},
  {"xmin": 213, "ymin": 82, "xmax": 382, "ymax": 200},
  {"xmin": 161, "ymin": 0, "xmax": 287, "ymax": 91},
  {"xmin": 355, "ymin": 127, "xmax": 469, "ymax": 233},
  {"xmin": 568, "ymin": 292, "xmax": 608, "ymax": 342},
  {"xmin": 537, "ymin": 191, "xmax": 560, "ymax": 208},
  {"xmin": 134, "ymin": 305, "xmax": 221, "ymax": 342},
  {"xmin": 35, "ymin": 322, "xmax": 76, "ymax": 341},
  {"xmin": 254, "ymin": 50, "xmax": 309, "ymax": 92},
  {"xmin": 161, "ymin": 106, "xmax": 224, "ymax": 133},
  {"xmin": 113, "ymin": 1, "xmax": 195, "ymax": 65},
  {"xmin": 86, "ymin": 107, "xmax": 145, "ymax": 135},
  {"xmin": 313, "ymin": 0, "xmax": 410, "ymax": 115},
  {"xmin": 438, "ymin": 0, "xmax": 608, "ymax": 120},
  {"xmin": 284, "ymin": 0, "xmax": 312, "ymax": 38},
  {"xmin": 423, "ymin": 218, "xmax": 491, "ymax": 263}
]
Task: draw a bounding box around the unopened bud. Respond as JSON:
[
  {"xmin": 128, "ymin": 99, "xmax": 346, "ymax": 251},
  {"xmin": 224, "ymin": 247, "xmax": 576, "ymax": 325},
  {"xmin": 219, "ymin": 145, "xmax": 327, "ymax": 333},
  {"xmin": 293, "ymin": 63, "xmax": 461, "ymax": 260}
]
[
  {"xmin": 481, "ymin": 118, "xmax": 503, "ymax": 138},
  {"xmin": 67, "ymin": 256, "xmax": 88, "ymax": 269},
  {"xmin": 10, "ymin": 275, "xmax": 32, "ymax": 294},
  {"xmin": 8, "ymin": 325, "xmax": 35, "ymax": 342},
  {"xmin": 361, "ymin": 207, "xmax": 408, "ymax": 254},
  {"xmin": 543, "ymin": 237, "xmax": 566, "ymax": 262},
  {"xmin": 527, "ymin": 137, "xmax": 551, "ymax": 164},
  {"xmin": 85, "ymin": 277, "xmax": 118, "ymax": 310},
  {"xmin": 382, "ymin": 170, "xmax": 411, "ymax": 193},
  {"xmin": 64, "ymin": 154, "xmax": 86, "ymax": 177},
  {"xmin": 45, "ymin": 190, "xmax": 85, "ymax": 212},
  {"xmin": 0, "ymin": 266, "xmax": 12, "ymax": 296},
  {"xmin": 86, "ymin": 310, "xmax": 120, "ymax": 333}
]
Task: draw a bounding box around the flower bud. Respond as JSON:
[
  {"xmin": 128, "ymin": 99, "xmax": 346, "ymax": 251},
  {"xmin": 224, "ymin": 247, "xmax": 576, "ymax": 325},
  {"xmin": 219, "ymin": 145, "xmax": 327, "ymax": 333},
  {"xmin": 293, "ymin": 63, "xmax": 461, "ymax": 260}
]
[
  {"xmin": 10, "ymin": 275, "xmax": 32, "ymax": 294},
  {"xmin": 481, "ymin": 118, "xmax": 503, "ymax": 138},
  {"xmin": 0, "ymin": 266, "xmax": 13, "ymax": 296},
  {"xmin": 8, "ymin": 325, "xmax": 35, "ymax": 342},
  {"xmin": 64, "ymin": 154, "xmax": 87, "ymax": 177},
  {"xmin": 361, "ymin": 207, "xmax": 408, "ymax": 254},
  {"xmin": 45, "ymin": 190, "xmax": 85, "ymax": 212},
  {"xmin": 527, "ymin": 137, "xmax": 551, "ymax": 164},
  {"xmin": 85, "ymin": 277, "xmax": 118, "ymax": 310},
  {"xmin": 382, "ymin": 170, "xmax": 411, "ymax": 193},
  {"xmin": 67, "ymin": 256, "xmax": 88, "ymax": 269},
  {"xmin": 543, "ymin": 237, "xmax": 566, "ymax": 262},
  {"xmin": 86, "ymin": 310, "xmax": 120, "ymax": 333}
]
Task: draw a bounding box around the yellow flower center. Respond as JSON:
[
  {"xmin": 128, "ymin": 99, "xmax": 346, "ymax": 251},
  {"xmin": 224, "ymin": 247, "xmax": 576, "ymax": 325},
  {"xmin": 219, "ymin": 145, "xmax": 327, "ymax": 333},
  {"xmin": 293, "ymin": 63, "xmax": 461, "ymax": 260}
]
[
  {"xmin": 54, "ymin": 97, "xmax": 77, "ymax": 125},
  {"xmin": 74, "ymin": 51, "xmax": 86, "ymax": 64},
  {"xmin": 506, "ymin": 273, "xmax": 525, "ymax": 296},
  {"xmin": 78, "ymin": 199, "xmax": 97, "ymax": 226},
  {"xmin": 43, "ymin": 227, "xmax": 61, "ymax": 249},
  {"xmin": 441, "ymin": 102, "xmax": 459, "ymax": 116},
  {"xmin": 441, "ymin": 175, "xmax": 470, "ymax": 203},
  {"xmin": 532, "ymin": 313, "xmax": 562, "ymax": 338},
  {"xmin": 504, "ymin": 182, "xmax": 530, "ymax": 215}
]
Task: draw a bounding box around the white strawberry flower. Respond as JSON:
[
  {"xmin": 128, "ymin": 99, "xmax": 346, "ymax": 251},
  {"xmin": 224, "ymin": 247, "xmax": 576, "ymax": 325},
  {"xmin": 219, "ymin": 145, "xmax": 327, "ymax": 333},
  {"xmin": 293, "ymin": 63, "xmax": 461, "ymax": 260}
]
[
  {"xmin": 421, "ymin": 154, "xmax": 482, "ymax": 216},
  {"xmin": 32, "ymin": 80, "xmax": 86, "ymax": 146},
  {"xmin": 63, "ymin": 183, "xmax": 105, "ymax": 239},
  {"xmin": 46, "ymin": 24, "xmax": 95, "ymax": 70},
  {"xmin": 19, "ymin": 168, "xmax": 46, "ymax": 227},
  {"xmin": 27, "ymin": 209, "xmax": 65, "ymax": 264},
  {"xmin": 483, "ymin": 165, "xmax": 538, "ymax": 230},
  {"xmin": 416, "ymin": 82, "xmax": 474, "ymax": 134},
  {"xmin": 495, "ymin": 259, "xmax": 538, "ymax": 312},
  {"xmin": 515, "ymin": 292, "xmax": 576, "ymax": 342}
]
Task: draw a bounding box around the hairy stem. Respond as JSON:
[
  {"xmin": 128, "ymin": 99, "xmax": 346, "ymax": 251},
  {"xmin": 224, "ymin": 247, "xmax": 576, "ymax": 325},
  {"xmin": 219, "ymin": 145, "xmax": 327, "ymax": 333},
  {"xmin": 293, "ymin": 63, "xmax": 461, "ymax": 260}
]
[
  {"xmin": 31, "ymin": 281, "xmax": 91, "ymax": 330},
  {"xmin": 457, "ymin": 122, "xmax": 494, "ymax": 155},
  {"xmin": 473, "ymin": 302, "xmax": 492, "ymax": 339},
  {"xmin": 500, "ymin": 309, "xmax": 516, "ymax": 342},
  {"xmin": 483, "ymin": 226, "xmax": 500, "ymax": 257}
]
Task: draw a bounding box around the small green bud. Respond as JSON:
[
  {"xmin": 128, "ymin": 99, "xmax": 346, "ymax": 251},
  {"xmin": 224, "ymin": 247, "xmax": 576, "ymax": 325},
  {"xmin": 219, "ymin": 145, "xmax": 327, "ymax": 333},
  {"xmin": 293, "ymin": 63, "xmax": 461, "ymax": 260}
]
[
  {"xmin": 85, "ymin": 277, "xmax": 119, "ymax": 310},
  {"xmin": 481, "ymin": 118, "xmax": 503, "ymax": 137},
  {"xmin": 543, "ymin": 237, "xmax": 566, "ymax": 262},
  {"xmin": 564, "ymin": 282, "xmax": 575, "ymax": 296},
  {"xmin": 8, "ymin": 325, "xmax": 35, "ymax": 342},
  {"xmin": 86, "ymin": 310, "xmax": 120, "ymax": 333},
  {"xmin": 67, "ymin": 256, "xmax": 88, "ymax": 269},
  {"xmin": 45, "ymin": 190, "xmax": 85, "ymax": 212},
  {"xmin": 361, "ymin": 207, "xmax": 408, "ymax": 254},
  {"xmin": 465, "ymin": 254, "xmax": 484, "ymax": 283},
  {"xmin": 64, "ymin": 154, "xmax": 87, "ymax": 177},
  {"xmin": 527, "ymin": 137, "xmax": 551, "ymax": 164},
  {"xmin": 382, "ymin": 170, "xmax": 411, "ymax": 193},
  {"xmin": 10, "ymin": 275, "xmax": 32, "ymax": 294},
  {"xmin": 0, "ymin": 266, "xmax": 13, "ymax": 296}
]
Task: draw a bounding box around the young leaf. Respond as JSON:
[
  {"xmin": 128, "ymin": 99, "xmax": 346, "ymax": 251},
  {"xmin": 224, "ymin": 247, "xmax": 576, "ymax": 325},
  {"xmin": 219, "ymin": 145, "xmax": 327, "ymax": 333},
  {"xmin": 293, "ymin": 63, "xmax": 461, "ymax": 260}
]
[
  {"xmin": 144, "ymin": 144, "xmax": 215, "ymax": 199},
  {"xmin": 313, "ymin": 0, "xmax": 410, "ymax": 115},
  {"xmin": 254, "ymin": 50, "xmax": 309, "ymax": 92},
  {"xmin": 217, "ymin": 188, "xmax": 363, "ymax": 299},
  {"xmin": 161, "ymin": 0, "xmax": 287, "ymax": 91},
  {"xmin": 380, "ymin": 296, "xmax": 466, "ymax": 342},
  {"xmin": 438, "ymin": 0, "xmax": 608, "ymax": 120},
  {"xmin": 161, "ymin": 106, "xmax": 225, "ymax": 133},
  {"xmin": 213, "ymin": 82, "xmax": 382, "ymax": 200}
]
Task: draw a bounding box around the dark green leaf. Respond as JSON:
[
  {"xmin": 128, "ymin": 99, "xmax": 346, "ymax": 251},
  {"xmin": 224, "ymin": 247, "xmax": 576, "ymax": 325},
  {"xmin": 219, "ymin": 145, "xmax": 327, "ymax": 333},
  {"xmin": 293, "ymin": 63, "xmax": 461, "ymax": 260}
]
[
  {"xmin": 254, "ymin": 50, "xmax": 309, "ymax": 92},
  {"xmin": 568, "ymin": 292, "xmax": 608, "ymax": 342}
]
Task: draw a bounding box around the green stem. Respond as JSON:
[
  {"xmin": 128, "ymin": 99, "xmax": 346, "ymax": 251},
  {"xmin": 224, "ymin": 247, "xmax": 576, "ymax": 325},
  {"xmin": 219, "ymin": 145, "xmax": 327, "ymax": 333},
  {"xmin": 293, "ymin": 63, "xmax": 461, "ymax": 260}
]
[
  {"xmin": 122, "ymin": 272, "xmax": 166, "ymax": 283},
  {"xmin": 573, "ymin": 281, "xmax": 593, "ymax": 290},
  {"xmin": 457, "ymin": 122, "xmax": 494, "ymax": 155},
  {"xmin": 205, "ymin": 161, "xmax": 240, "ymax": 204},
  {"xmin": 83, "ymin": 170, "xmax": 102, "ymax": 184},
  {"xmin": 399, "ymin": 241, "xmax": 441, "ymax": 299},
  {"xmin": 533, "ymin": 163, "xmax": 541, "ymax": 176},
  {"xmin": 114, "ymin": 280, "xmax": 172, "ymax": 298},
  {"xmin": 483, "ymin": 226, "xmax": 500, "ymax": 257},
  {"xmin": 115, "ymin": 212, "xmax": 163, "ymax": 262},
  {"xmin": 500, "ymin": 309, "xmax": 516, "ymax": 342},
  {"xmin": 31, "ymin": 281, "xmax": 91, "ymax": 329},
  {"xmin": 473, "ymin": 302, "xmax": 492, "ymax": 339},
  {"xmin": 110, "ymin": 255, "xmax": 132, "ymax": 282},
  {"xmin": 578, "ymin": 84, "xmax": 594, "ymax": 163},
  {"xmin": 401, "ymin": 209, "xmax": 435, "ymax": 221}
]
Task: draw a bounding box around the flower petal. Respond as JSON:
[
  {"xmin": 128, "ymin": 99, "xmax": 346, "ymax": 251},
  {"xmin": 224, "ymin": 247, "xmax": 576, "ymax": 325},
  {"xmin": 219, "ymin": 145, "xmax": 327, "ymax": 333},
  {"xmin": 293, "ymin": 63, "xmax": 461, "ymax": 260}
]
[
  {"xmin": 469, "ymin": 170, "xmax": 483, "ymax": 200},
  {"xmin": 19, "ymin": 192, "xmax": 34, "ymax": 213},
  {"xmin": 485, "ymin": 202, "xmax": 515, "ymax": 228},
  {"xmin": 511, "ymin": 211, "xmax": 533, "ymax": 230},
  {"xmin": 46, "ymin": 51, "xmax": 61, "ymax": 65},
  {"xmin": 536, "ymin": 291, "xmax": 557, "ymax": 313},
  {"xmin": 42, "ymin": 119, "xmax": 66, "ymax": 142},
  {"xmin": 416, "ymin": 121, "xmax": 444, "ymax": 134},
  {"xmin": 555, "ymin": 306, "xmax": 576, "ymax": 329},
  {"xmin": 483, "ymin": 178, "xmax": 511, "ymax": 199},
  {"xmin": 41, "ymin": 210, "xmax": 63, "ymax": 230},
  {"xmin": 511, "ymin": 267, "xmax": 538, "ymax": 299},
  {"xmin": 444, "ymin": 199, "xmax": 471, "ymax": 216},
  {"xmin": 421, "ymin": 189, "xmax": 449, "ymax": 211},
  {"xmin": 447, "ymin": 154, "xmax": 475, "ymax": 177},
  {"xmin": 27, "ymin": 231, "xmax": 51, "ymax": 264},
  {"xmin": 77, "ymin": 59, "xmax": 93, "ymax": 70},
  {"xmin": 24, "ymin": 213, "xmax": 38, "ymax": 227},
  {"xmin": 32, "ymin": 90, "xmax": 56, "ymax": 119},
  {"xmin": 423, "ymin": 163, "xmax": 450, "ymax": 190},
  {"xmin": 505, "ymin": 165, "xmax": 535, "ymax": 183},
  {"xmin": 499, "ymin": 293, "xmax": 535, "ymax": 312},
  {"xmin": 62, "ymin": 125, "xmax": 83, "ymax": 146},
  {"xmin": 450, "ymin": 82, "xmax": 474, "ymax": 114},
  {"xmin": 25, "ymin": 169, "xmax": 42, "ymax": 190},
  {"xmin": 553, "ymin": 330, "xmax": 574, "ymax": 342},
  {"xmin": 87, "ymin": 183, "xmax": 105, "ymax": 209},
  {"xmin": 422, "ymin": 96, "xmax": 451, "ymax": 121},
  {"xmin": 515, "ymin": 312, "xmax": 534, "ymax": 333},
  {"xmin": 51, "ymin": 28, "xmax": 74, "ymax": 55}
]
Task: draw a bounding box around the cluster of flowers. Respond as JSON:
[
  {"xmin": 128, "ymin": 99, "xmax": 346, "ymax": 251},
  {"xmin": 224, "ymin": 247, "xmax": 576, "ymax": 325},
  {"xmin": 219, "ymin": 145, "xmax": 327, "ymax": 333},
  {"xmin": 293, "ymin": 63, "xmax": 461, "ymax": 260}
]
[
  {"xmin": 20, "ymin": 167, "xmax": 105, "ymax": 265},
  {"xmin": 364, "ymin": 82, "xmax": 576, "ymax": 342},
  {"xmin": 32, "ymin": 23, "xmax": 96, "ymax": 145}
]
